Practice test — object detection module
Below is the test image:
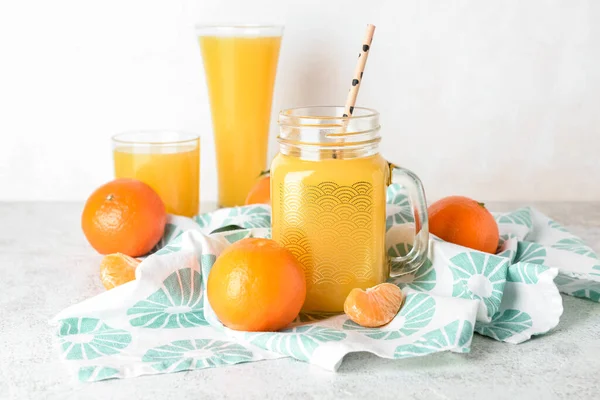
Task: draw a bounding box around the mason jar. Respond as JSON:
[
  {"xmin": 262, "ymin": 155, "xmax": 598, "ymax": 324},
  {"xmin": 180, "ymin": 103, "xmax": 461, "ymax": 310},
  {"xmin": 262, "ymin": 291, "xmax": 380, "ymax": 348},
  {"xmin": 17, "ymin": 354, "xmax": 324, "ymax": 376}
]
[{"xmin": 271, "ymin": 106, "xmax": 429, "ymax": 312}]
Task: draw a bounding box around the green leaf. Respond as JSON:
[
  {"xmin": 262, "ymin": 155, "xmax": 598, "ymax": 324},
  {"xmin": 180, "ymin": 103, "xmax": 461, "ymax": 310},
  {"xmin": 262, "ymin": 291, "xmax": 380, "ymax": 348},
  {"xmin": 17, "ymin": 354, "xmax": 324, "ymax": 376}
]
[{"xmin": 210, "ymin": 224, "xmax": 244, "ymax": 234}]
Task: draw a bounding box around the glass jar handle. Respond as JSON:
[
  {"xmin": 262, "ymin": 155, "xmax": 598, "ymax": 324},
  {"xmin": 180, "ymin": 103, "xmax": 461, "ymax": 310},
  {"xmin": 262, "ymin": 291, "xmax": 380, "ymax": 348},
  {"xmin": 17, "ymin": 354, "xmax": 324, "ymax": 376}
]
[{"xmin": 388, "ymin": 165, "xmax": 430, "ymax": 277}]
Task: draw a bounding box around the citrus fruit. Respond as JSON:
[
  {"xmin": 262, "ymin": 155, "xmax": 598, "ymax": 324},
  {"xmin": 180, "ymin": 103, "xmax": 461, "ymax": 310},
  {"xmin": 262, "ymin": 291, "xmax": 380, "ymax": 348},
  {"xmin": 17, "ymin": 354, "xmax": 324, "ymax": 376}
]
[
  {"xmin": 245, "ymin": 175, "xmax": 270, "ymax": 205},
  {"xmin": 344, "ymin": 283, "xmax": 404, "ymax": 328},
  {"xmin": 207, "ymin": 238, "xmax": 306, "ymax": 331},
  {"xmin": 428, "ymin": 196, "xmax": 499, "ymax": 254},
  {"xmin": 82, "ymin": 178, "xmax": 167, "ymax": 257},
  {"xmin": 99, "ymin": 253, "xmax": 141, "ymax": 290}
]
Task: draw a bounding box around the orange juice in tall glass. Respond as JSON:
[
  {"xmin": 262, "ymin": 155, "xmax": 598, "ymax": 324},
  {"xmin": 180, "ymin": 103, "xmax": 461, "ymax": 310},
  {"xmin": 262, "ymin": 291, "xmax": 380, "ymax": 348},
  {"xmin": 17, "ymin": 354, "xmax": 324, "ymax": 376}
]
[{"xmin": 197, "ymin": 25, "xmax": 282, "ymax": 207}]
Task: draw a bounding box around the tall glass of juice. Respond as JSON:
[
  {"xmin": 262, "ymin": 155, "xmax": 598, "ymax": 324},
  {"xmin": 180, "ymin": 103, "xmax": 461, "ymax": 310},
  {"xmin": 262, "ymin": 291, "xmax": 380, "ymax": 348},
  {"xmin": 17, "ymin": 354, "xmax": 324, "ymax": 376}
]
[
  {"xmin": 197, "ymin": 25, "xmax": 283, "ymax": 207},
  {"xmin": 112, "ymin": 131, "xmax": 200, "ymax": 217}
]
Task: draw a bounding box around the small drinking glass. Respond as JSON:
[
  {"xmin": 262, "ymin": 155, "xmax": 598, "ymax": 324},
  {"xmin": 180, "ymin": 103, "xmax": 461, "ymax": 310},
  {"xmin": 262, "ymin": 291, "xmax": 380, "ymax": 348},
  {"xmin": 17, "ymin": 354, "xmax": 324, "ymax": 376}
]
[{"xmin": 112, "ymin": 131, "xmax": 200, "ymax": 217}]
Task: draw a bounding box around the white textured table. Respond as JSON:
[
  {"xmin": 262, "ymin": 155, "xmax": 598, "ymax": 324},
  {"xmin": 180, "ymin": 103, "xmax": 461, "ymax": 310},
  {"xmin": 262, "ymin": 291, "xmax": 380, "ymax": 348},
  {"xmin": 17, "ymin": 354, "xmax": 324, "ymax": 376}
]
[{"xmin": 1, "ymin": 202, "xmax": 599, "ymax": 400}]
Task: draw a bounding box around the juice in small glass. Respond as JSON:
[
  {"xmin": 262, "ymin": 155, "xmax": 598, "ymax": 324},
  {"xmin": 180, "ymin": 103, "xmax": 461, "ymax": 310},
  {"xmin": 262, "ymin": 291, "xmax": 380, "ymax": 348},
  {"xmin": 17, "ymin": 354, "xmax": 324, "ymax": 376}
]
[
  {"xmin": 197, "ymin": 25, "xmax": 282, "ymax": 207},
  {"xmin": 272, "ymin": 107, "xmax": 430, "ymax": 312},
  {"xmin": 113, "ymin": 131, "xmax": 200, "ymax": 217}
]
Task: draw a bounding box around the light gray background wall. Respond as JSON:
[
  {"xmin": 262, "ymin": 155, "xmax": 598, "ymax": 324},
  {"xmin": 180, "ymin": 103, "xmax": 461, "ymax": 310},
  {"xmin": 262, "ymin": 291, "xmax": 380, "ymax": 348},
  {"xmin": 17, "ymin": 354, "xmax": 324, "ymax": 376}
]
[{"xmin": 1, "ymin": 0, "xmax": 598, "ymax": 202}]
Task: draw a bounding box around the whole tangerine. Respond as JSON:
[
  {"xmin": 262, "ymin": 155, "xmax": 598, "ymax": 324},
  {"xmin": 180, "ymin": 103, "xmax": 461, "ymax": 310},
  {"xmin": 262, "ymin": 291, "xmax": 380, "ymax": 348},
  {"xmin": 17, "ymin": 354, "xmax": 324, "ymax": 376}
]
[
  {"xmin": 428, "ymin": 195, "xmax": 499, "ymax": 254},
  {"xmin": 82, "ymin": 178, "xmax": 166, "ymax": 257},
  {"xmin": 207, "ymin": 238, "xmax": 306, "ymax": 331},
  {"xmin": 245, "ymin": 175, "xmax": 270, "ymax": 205}
]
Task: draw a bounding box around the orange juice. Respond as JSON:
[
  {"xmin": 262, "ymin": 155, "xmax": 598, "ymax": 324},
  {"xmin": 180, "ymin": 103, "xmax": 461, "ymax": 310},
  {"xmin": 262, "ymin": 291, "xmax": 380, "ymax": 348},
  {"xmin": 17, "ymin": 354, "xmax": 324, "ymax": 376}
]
[
  {"xmin": 113, "ymin": 138, "xmax": 199, "ymax": 217},
  {"xmin": 199, "ymin": 28, "xmax": 282, "ymax": 207},
  {"xmin": 271, "ymin": 153, "xmax": 389, "ymax": 312}
]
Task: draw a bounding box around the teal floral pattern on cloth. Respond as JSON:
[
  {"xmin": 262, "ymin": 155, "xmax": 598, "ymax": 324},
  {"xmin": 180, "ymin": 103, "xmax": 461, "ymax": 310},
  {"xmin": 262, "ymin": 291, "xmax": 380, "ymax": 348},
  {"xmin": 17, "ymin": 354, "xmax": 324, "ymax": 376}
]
[
  {"xmin": 58, "ymin": 317, "xmax": 131, "ymax": 360},
  {"xmin": 495, "ymin": 207, "xmax": 533, "ymax": 228},
  {"xmin": 547, "ymin": 219, "xmax": 568, "ymax": 232},
  {"xmin": 507, "ymin": 263, "xmax": 550, "ymax": 284},
  {"xmin": 150, "ymin": 215, "xmax": 199, "ymax": 254},
  {"xmin": 51, "ymin": 184, "xmax": 599, "ymax": 381},
  {"xmin": 194, "ymin": 213, "xmax": 212, "ymax": 229},
  {"xmin": 342, "ymin": 293, "xmax": 436, "ymax": 339},
  {"xmin": 143, "ymin": 339, "xmax": 253, "ymax": 372},
  {"xmin": 554, "ymin": 274, "xmax": 600, "ymax": 303},
  {"xmin": 192, "ymin": 205, "xmax": 271, "ymax": 232},
  {"xmin": 515, "ymin": 242, "xmax": 547, "ymax": 264},
  {"xmin": 448, "ymin": 252, "xmax": 508, "ymax": 319},
  {"xmin": 394, "ymin": 320, "xmax": 473, "ymax": 358},
  {"xmin": 245, "ymin": 326, "xmax": 346, "ymax": 362},
  {"xmin": 78, "ymin": 366, "xmax": 120, "ymax": 382},
  {"xmin": 496, "ymin": 233, "xmax": 519, "ymax": 261},
  {"xmin": 223, "ymin": 230, "xmax": 252, "ymax": 243},
  {"xmin": 127, "ymin": 268, "xmax": 207, "ymax": 329},
  {"xmin": 154, "ymin": 233, "xmax": 184, "ymax": 256},
  {"xmin": 552, "ymin": 238, "xmax": 598, "ymax": 260},
  {"xmin": 221, "ymin": 206, "xmax": 271, "ymax": 229},
  {"xmin": 474, "ymin": 310, "xmax": 533, "ymax": 341},
  {"xmin": 386, "ymin": 185, "xmax": 413, "ymax": 231},
  {"xmin": 295, "ymin": 311, "xmax": 340, "ymax": 323},
  {"xmin": 571, "ymin": 289, "xmax": 600, "ymax": 302}
]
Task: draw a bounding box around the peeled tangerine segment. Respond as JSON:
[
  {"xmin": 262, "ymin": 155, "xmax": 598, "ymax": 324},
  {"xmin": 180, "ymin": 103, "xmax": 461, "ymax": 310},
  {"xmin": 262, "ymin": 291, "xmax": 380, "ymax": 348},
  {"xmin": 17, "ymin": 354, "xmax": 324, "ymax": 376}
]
[
  {"xmin": 99, "ymin": 253, "xmax": 141, "ymax": 290},
  {"xmin": 344, "ymin": 283, "xmax": 405, "ymax": 328}
]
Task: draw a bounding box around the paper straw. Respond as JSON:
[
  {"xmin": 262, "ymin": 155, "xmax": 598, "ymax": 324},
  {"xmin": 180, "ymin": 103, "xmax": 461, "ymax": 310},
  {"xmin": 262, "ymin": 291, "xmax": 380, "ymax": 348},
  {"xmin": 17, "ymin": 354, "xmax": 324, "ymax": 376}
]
[{"xmin": 343, "ymin": 24, "xmax": 376, "ymax": 117}]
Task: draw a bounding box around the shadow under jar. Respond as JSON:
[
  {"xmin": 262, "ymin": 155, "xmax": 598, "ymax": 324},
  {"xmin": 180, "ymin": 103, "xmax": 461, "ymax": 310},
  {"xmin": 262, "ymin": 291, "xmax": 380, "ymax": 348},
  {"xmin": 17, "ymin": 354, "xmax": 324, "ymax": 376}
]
[{"xmin": 271, "ymin": 106, "xmax": 429, "ymax": 312}]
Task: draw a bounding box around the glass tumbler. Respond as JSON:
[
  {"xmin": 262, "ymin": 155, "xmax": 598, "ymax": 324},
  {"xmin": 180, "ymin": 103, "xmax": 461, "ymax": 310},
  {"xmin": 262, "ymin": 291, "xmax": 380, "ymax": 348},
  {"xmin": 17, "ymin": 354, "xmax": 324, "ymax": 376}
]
[{"xmin": 112, "ymin": 131, "xmax": 200, "ymax": 217}]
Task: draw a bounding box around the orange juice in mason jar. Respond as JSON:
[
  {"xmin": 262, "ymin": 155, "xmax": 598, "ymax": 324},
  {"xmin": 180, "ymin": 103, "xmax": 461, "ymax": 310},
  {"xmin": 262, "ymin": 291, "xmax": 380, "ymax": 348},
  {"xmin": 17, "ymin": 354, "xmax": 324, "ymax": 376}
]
[{"xmin": 271, "ymin": 107, "xmax": 430, "ymax": 312}]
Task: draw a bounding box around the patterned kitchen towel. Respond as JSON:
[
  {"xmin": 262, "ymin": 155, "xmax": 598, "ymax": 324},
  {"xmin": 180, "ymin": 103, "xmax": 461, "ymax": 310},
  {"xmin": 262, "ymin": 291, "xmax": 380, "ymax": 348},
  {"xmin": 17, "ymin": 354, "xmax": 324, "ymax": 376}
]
[{"xmin": 51, "ymin": 185, "xmax": 598, "ymax": 381}]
